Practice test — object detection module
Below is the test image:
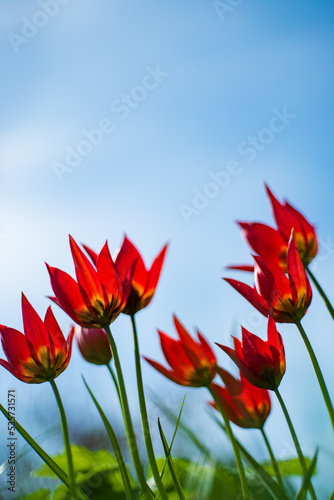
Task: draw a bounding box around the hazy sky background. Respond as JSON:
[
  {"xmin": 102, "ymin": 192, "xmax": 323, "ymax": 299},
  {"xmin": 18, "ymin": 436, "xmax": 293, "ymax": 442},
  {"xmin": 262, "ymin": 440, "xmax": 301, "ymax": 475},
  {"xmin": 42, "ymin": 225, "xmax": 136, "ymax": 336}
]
[{"xmin": 1, "ymin": 0, "xmax": 334, "ymax": 496}]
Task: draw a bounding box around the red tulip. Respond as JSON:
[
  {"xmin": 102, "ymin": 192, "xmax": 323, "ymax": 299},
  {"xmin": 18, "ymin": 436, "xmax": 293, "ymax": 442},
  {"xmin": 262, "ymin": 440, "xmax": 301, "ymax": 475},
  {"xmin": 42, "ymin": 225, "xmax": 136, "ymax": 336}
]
[
  {"xmin": 216, "ymin": 317, "xmax": 285, "ymax": 390},
  {"xmin": 46, "ymin": 235, "xmax": 130, "ymax": 328},
  {"xmin": 76, "ymin": 327, "xmax": 112, "ymax": 365},
  {"xmin": 210, "ymin": 369, "xmax": 271, "ymax": 429},
  {"xmin": 83, "ymin": 237, "xmax": 168, "ymax": 315},
  {"xmin": 144, "ymin": 315, "xmax": 217, "ymax": 387},
  {"xmin": 115, "ymin": 236, "xmax": 168, "ymax": 315},
  {"xmin": 235, "ymin": 185, "xmax": 318, "ymax": 271},
  {"xmin": 0, "ymin": 295, "xmax": 74, "ymax": 383},
  {"xmin": 225, "ymin": 231, "xmax": 312, "ymax": 323}
]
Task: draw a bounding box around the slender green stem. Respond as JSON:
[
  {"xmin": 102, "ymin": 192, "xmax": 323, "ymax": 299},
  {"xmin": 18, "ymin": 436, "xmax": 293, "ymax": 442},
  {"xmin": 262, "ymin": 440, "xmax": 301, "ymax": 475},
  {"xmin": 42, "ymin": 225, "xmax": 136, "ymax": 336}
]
[
  {"xmin": 306, "ymin": 267, "xmax": 334, "ymax": 321},
  {"xmin": 260, "ymin": 427, "xmax": 284, "ymax": 489},
  {"xmin": 131, "ymin": 314, "xmax": 169, "ymax": 500},
  {"xmin": 295, "ymin": 320, "xmax": 334, "ymax": 430},
  {"xmin": 274, "ymin": 387, "xmax": 317, "ymax": 500},
  {"xmin": 104, "ymin": 325, "xmax": 152, "ymax": 499},
  {"xmin": 50, "ymin": 379, "xmax": 77, "ymax": 499},
  {"xmin": 107, "ymin": 362, "xmax": 122, "ymax": 406},
  {"xmin": 209, "ymin": 386, "xmax": 249, "ymax": 499}
]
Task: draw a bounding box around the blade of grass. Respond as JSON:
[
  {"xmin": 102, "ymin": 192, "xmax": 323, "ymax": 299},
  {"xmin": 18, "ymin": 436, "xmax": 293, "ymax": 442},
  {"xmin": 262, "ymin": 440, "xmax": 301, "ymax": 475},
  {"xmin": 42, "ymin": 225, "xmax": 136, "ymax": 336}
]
[
  {"xmin": 157, "ymin": 418, "xmax": 186, "ymax": 500},
  {"xmin": 159, "ymin": 394, "xmax": 186, "ymax": 481},
  {"xmin": 296, "ymin": 449, "xmax": 318, "ymax": 500},
  {"xmin": 148, "ymin": 389, "xmax": 212, "ymax": 460},
  {"xmin": 82, "ymin": 377, "xmax": 134, "ymax": 500},
  {"xmin": 0, "ymin": 403, "xmax": 69, "ymax": 487}
]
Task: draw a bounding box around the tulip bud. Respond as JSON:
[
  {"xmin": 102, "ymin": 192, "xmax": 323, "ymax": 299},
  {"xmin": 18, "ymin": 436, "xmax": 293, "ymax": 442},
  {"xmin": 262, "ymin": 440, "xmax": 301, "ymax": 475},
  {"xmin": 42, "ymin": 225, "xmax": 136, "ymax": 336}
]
[{"xmin": 76, "ymin": 327, "xmax": 112, "ymax": 365}]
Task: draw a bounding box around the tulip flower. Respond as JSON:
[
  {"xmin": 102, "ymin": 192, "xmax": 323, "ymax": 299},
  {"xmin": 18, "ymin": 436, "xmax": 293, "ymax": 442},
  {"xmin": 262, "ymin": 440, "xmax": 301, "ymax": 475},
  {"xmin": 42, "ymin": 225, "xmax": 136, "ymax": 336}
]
[
  {"xmin": 217, "ymin": 317, "xmax": 285, "ymax": 390},
  {"xmin": 46, "ymin": 235, "xmax": 130, "ymax": 328},
  {"xmin": 84, "ymin": 236, "xmax": 168, "ymax": 316},
  {"xmin": 225, "ymin": 231, "xmax": 312, "ymax": 323},
  {"xmin": 210, "ymin": 369, "xmax": 271, "ymax": 429},
  {"xmin": 144, "ymin": 315, "xmax": 217, "ymax": 387},
  {"xmin": 76, "ymin": 327, "xmax": 112, "ymax": 365},
  {"xmin": 116, "ymin": 236, "xmax": 168, "ymax": 315},
  {"xmin": 0, "ymin": 294, "xmax": 74, "ymax": 383},
  {"xmin": 235, "ymin": 185, "xmax": 318, "ymax": 271}
]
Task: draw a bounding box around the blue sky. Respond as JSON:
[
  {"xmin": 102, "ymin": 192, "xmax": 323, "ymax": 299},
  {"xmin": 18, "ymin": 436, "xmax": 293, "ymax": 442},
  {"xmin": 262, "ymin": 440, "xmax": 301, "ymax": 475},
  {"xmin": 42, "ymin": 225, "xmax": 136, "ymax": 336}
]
[{"xmin": 1, "ymin": 0, "xmax": 334, "ymax": 496}]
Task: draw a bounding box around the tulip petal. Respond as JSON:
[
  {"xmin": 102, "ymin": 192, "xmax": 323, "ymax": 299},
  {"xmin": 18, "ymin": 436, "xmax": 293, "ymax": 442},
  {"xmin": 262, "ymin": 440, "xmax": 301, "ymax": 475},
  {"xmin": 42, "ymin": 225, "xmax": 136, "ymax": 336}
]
[
  {"xmin": 173, "ymin": 316, "xmax": 204, "ymax": 363},
  {"xmin": 267, "ymin": 317, "xmax": 285, "ymax": 378},
  {"xmin": 216, "ymin": 340, "xmax": 251, "ymax": 379},
  {"xmin": 0, "ymin": 326, "xmax": 36, "ymax": 378},
  {"xmin": 241, "ymin": 327, "xmax": 271, "ymax": 367},
  {"xmin": 96, "ymin": 241, "xmax": 122, "ymax": 301},
  {"xmin": 145, "ymin": 244, "xmax": 168, "ymax": 295},
  {"xmin": 21, "ymin": 294, "xmax": 50, "ymax": 354},
  {"xmin": 1, "ymin": 326, "xmax": 30, "ymax": 366},
  {"xmin": 158, "ymin": 330, "xmax": 193, "ymax": 375},
  {"xmin": 197, "ymin": 331, "xmax": 217, "ymax": 365},
  {"xmin": 115, "ymin": 236, "xmax": 146, "ymax": 284},
  {"xmin": 63, "ymin": 326, "xmax": 75, "ymax": 368},
  {"xmin": 82, "ymin": 244, "xmax": 99, "ymax": 266},
  {"xmin": 47, "ymin": 265, "xmax": 87, "ymax": 323},
  {"xmin": 0, "ymin": 358, "xmax": 33, "ymax": 383},
  {"xmin": 238, "ymin": 222, "xmax": 286, "ymax": 267},
  {"xmin": 44, "ymin": 307, "xmax": 66, "ymax": 355},
  {"xmin": 224, "ymin": 278, "xmax": 270, "ymax": 317},
  {"xmin": 69, "ymin": 236, "xmax": 105, "ymax": 307},
  {"xmin": 144, "ymin": 357, "xmax": 191, "ymax": 386},
  {"xmin": 254, "ymin": 257, "xmax": 291, "ymax": 310},
  {"xmin": 227, "ymin": 264, "xmax": 255, "ymax": 272},
  {"xmin": 286, "ymin": 231, "xmax": 311, "ymax": 305},
  {"xmin": 265, "ymin": 185, "xmax": 293, "ymax": 240}
]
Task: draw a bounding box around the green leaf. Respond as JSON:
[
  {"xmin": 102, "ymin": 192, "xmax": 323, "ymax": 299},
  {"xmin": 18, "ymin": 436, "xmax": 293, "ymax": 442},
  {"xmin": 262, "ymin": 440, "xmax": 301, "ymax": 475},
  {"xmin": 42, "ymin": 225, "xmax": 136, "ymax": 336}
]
[
  {"xmin": 262, "ymin": 457, "xmax": 314, "ymax": 478},
  {"xmin": 34, "ymin": 445, "xmax": 119, "ymax": 478},
  {"xmin": 20, "ymin": 489, "xmax": 51, "ymax": 500},
  {"xmin": 34, "ymin": 445, "xmax": 136, "ymax": 499},
  {"xmin": 296, "ymin": 449, "xmax": 318, "ymax": 500}
]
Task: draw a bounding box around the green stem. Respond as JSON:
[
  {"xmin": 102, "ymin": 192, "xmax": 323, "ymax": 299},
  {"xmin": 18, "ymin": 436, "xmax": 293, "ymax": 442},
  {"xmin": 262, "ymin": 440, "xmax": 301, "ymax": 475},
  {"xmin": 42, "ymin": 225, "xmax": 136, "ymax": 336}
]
[
  {"xmin": 295, "ymin": 320, "xmax": 334, "ymax": 431},
  {"xmin": 50, "ymin": 379, "xmax": 77, "ymax": 499},
  {"xmin": 107, "ymin": 362, "xmax": 122, "ymax": 407},
  {"xmin": 306, "ymin": 267, "xmax": 334, "ymax": 321},
  {"xmin": 274, "ymin": 387, "xmax": 317, "ymax": 500},
  {"xmin": 260, "ymin": 427, "xmax": 284, "ymax": 489},
  {"xmin": 209, "ymin": 386, "xmax": 249, "ymax": 499},
  {"xmin": 131, "ymin": 314, "xmax": 169, "ymax": 500},
  {"xmin": 104, "ymin": 325, "xmax": 152, "ymax": 499}
]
